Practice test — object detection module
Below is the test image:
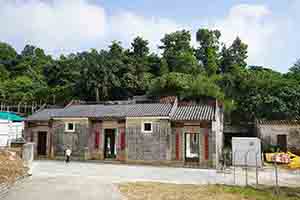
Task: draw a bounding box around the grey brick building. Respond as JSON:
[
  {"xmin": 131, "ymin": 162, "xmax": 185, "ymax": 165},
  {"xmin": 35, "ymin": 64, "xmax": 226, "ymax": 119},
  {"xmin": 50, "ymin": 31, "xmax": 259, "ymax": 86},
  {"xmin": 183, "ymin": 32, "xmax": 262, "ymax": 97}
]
[
  {"xmin": 25, "ymin": 98, "xmax": 224, "ymax": 168},
  {"xmin": 257, "ymin": 119, "xmax": 300, "ymax": 153}
]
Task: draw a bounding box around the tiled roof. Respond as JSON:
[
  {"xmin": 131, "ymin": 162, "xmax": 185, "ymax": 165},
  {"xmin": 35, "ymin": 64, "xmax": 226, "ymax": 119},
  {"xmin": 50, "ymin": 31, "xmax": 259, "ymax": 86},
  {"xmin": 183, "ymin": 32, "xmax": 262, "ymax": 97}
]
[
  {"xmin": 27, "ymin": 103, "xmax": 217, "ymax": 121},
  {"xmin": 171, "ymin": 105, "xmax": 215, "ymax": 121},
  {"xmin": 53, "ymin": 104, "xmax": 173, "ymax": 118},
  {"xmin": 257, "ymin": 120, "xmax": 300, "ymax": 127},
  {"xmin": 26, "ymin": 109, "xmax": 64, "ymax": 121},
  {"xmin": 126, "ymin": 104, "xmax": 173, "ymax": 117}
]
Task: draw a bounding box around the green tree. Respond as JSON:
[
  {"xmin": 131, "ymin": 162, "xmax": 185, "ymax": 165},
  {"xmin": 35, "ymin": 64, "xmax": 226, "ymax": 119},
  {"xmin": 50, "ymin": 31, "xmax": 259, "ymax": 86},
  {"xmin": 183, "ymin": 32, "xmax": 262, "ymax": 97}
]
[
  {"xmin": 0, "ymin": 42, "xmax": 17, "ymax": 63},
  {"xmin": 196, "ymin": 29, "xmax": 221, "ymax": 75},
  {"xmin": 290, "ymin": 59, "xmax": 300, "ymax": 73},
  {"xmin": 3, "ymin": 76, "xmax": 35, "ymax": 102},
  {"xmin": 220, "ymin": 37, "xmax": 248, "ymax": 73},
  {"xmin": 149, "ymin": 72, "xmax": 192, "ymax": 96},
  {"xmin": 0, "ymin": 64, "xmax": 9, "ymax": 81},
  {"xmin": 130, "ymin": 37, "xmax": 150, "ymax": 90},
  {"xmin": 160, "ymin": 30, "xmax": 198, "ymax": 73},
  {"xmin": 0, "ymin": 42, "xmax": 18, "ymax": 77},
  {"xmin": 147, "ymin": 53, "xmax": 162, "ymax": 76},
  {"xmin": 285, "ymin": 59, "xmax": 300, "ymax": 83},
  {"xmin": 131, "ymin": 36, "xmax": 149, "ymax": 57},
  {"xmin": 76, "ymin": 49, "xmax": 121, "ymax": 101},
  {"xmin": 184, "ymin": 74, "xmax": 224, "ymax": 100}
]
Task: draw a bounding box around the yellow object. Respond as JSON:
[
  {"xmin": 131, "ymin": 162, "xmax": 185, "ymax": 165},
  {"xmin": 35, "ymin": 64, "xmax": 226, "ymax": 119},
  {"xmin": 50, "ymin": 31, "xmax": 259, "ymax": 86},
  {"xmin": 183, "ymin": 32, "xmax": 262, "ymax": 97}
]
[
  {"xmin": 265, "ymin": 152, "xmax": 300, "ymax": 168},
  {"xmin": 265, "ymin": 153, "xmax": 275, "ymax": 162},
  {"xmin": 287, "ymin": 152, "xmax": 300, "ymax": 169}
]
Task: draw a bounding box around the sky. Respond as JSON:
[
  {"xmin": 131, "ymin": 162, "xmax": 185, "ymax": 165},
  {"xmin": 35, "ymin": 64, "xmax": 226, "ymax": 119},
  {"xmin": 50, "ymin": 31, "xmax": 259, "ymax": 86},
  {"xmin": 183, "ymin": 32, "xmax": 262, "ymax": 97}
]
[{"xmin": 0, "ymin": 0, "xmax": 299, "ymax": 72}]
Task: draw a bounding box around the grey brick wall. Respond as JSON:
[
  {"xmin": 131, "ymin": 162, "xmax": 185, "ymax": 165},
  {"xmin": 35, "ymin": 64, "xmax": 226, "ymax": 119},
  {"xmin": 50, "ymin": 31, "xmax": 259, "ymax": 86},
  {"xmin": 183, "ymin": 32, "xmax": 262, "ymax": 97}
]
[
  {"xmin": 53, "ymin": 121, "xmax": 89, "ymax": 157},
  {"xmin": 258, "ymin": 125, "xmax": 300, "ymax": 152},
  {"xmin": 126, "ymin": 124, "xmax": 171, "ymax": 161}
]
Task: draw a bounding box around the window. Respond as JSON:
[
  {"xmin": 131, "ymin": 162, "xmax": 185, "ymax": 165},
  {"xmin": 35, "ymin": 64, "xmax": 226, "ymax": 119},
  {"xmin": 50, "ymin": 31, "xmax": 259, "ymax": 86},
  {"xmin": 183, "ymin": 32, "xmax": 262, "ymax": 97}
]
[
  {"xmin": 142, "ymin": 122, "xmax": 152, "ymax": 133},
  {"xmin": 65, "ymin": 122, "xmax": 75, "ymax": 132}
]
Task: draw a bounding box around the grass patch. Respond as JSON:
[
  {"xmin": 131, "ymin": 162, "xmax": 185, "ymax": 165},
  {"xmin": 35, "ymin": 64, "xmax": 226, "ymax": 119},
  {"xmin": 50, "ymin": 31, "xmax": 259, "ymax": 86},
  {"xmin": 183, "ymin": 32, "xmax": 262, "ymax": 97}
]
[{"xmin": 118, "ymin": 182, "xmax": 300, "ymax": 200}]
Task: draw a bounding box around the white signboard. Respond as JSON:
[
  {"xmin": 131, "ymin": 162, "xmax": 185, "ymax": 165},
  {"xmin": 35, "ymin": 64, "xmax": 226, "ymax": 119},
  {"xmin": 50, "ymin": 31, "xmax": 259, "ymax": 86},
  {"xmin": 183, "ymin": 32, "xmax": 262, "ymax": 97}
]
[{"xmin": 232, "ymin": 137, "xmax": 262, "ymax": 167}]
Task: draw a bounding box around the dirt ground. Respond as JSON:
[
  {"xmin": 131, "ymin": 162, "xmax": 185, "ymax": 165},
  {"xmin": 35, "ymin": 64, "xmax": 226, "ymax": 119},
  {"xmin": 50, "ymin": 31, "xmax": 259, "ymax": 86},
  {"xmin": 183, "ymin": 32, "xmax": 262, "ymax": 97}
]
[
  {"xmin": 0, "ymin": 150, "xmax": 27, "ymax": 184},
  {"xmin": 119, "ymin": 182, "xmax": 300, "ymax": 200}
]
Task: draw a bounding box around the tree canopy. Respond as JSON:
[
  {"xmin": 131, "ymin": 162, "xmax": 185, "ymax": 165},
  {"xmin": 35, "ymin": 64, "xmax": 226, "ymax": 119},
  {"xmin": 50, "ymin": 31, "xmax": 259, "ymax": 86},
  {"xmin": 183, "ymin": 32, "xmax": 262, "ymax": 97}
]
[{"xmin": 0, "ymin": 29, "xmax": 299, "ymax": 122}]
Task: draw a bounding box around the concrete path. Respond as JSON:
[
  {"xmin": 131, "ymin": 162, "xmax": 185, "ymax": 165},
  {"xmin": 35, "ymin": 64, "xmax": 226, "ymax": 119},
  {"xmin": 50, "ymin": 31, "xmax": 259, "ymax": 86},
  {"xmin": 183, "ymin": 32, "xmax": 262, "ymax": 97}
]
[{"xmin": 3, "ymin": 161, "xmax": 300, "ymax": 200}]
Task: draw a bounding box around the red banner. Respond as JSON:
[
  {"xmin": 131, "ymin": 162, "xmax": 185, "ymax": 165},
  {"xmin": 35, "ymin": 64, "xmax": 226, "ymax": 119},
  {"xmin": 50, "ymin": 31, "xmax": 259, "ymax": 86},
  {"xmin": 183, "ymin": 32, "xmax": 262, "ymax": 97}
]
[
  {"xmin": 176, "ymin": 133, "xmax": 180, "ymax": 160},
  {"xmin": 120, "ymin": 131, "xmax": 126, "ymax": 150},
  {"xmin": 95, "ymin": 131, "xmax": 99, "ymax": 149},
  {"xmin": 204, "ymin": 129, "xmax": 209, "ymax": 160}
]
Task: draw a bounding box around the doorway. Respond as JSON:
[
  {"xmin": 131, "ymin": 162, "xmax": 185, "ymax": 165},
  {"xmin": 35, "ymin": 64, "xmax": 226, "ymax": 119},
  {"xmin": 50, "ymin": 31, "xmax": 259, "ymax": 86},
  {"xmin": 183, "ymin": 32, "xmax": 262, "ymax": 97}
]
[
  {"xmin": 104, "ymin": 129, "xmax": 116, "ymax": 159},
  {"xmin": 37, "ymin": 132, "xmax": 47, "ymax": 156},
  {"xmin": 277, "ymin": 135, "xmax": 287, "ymax": 152},
  {"xmin": 185, "ymin": 133, "xmax": 200, "ymax": 162}
]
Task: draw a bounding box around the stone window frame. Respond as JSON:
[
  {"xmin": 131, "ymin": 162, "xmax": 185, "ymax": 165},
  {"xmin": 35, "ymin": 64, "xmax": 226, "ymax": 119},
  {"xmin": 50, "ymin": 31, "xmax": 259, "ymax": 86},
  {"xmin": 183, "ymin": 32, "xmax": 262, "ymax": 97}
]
[
  {"xmin": 141, "ymin": 121, "xmax": 153, "ymax": 134},
  {"xmin": 65, "ymin": 122, "xmax": 75, "ymax": 132}
]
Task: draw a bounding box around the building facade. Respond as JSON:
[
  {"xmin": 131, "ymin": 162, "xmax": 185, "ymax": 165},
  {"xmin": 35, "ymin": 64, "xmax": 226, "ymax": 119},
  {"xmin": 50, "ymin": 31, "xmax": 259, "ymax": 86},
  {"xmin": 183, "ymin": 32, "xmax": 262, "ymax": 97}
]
[
  {"xmin": 25, "ymin": 99, "xmax": 224, "ymax": 168},
  {"xmin": 257, "ymin": 120, "xmax": 300, "ymax": 153}
]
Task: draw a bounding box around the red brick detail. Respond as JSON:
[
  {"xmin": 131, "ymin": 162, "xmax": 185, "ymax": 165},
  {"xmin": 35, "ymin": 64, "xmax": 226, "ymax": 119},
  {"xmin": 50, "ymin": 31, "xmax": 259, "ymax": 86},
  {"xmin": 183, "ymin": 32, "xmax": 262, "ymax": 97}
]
[
  {"xmin": 120, "ymin": 130, "xmax": 126, "ymax": 150},
  {"xmin": 160, "ymin": 96, "xmax": 176, "ymax": 104},
  {"xmin": 95, "ymin": 131, "xmax": 99, "ymax": 149},
  {"xmin": 204, "ymin": 129, "xmax": 209, "ymax": 160},
  {"xmin": 178, "ymin": 101, "xmax": 193, "ymax": 106},
  {"xmin": 176, "ymin": 133, "xmax": 180, "ymax": 160}
]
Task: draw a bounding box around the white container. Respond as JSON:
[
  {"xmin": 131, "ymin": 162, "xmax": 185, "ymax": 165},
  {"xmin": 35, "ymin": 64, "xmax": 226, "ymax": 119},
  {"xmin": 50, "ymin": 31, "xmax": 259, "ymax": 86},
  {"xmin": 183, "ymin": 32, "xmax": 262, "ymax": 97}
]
[
  {"xmin": 0, "ymin": 119, "xmax": 10, "ymax": 146},
  {"xmin": 0, "ymin": 119, "xmax": 24, "ymax": 147},
  {"xmin": 232, "ymin": 137, "xmax": 262, "ymax": 167}
]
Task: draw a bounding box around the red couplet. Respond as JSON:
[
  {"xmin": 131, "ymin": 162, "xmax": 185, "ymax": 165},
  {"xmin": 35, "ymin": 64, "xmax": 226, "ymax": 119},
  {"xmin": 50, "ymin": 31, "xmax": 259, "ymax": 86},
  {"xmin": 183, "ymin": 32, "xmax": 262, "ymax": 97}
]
[
  {"xmin": 120, "ymin": 131, "xmax": 126, "ymax": 150},
  {"xmin": 204, "ymin": 129, "xmax": 209, "ymax": 160},
  {"xmin": 176, "ymin": 133, "xmax": 180, "ymax": 160},
  {"xmin": 95, "ymin": 131, "xmax": 99, "ymax": 149}
]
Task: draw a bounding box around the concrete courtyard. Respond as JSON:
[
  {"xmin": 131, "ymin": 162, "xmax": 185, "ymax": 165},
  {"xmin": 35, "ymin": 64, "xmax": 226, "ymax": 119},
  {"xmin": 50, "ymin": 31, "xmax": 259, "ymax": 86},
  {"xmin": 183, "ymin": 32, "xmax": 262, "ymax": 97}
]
[{"xmin": 3, "ymin": 160, "xmax": 300, "ymax": 200}]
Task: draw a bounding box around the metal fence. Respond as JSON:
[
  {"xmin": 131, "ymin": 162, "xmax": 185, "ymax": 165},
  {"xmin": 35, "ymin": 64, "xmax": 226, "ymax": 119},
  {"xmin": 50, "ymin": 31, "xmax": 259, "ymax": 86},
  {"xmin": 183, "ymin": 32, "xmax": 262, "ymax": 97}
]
[
  {"xmin": 218, "ymin": 150, "xmax": 300, "ymax": 195},
  {"xmin": 231, "ymin": 150, "xmax": 262, "ymax": 186}
]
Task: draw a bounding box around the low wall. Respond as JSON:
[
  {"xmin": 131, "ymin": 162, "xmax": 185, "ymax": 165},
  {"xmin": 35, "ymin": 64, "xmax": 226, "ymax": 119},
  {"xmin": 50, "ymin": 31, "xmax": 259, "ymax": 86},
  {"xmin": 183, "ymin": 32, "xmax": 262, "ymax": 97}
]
[
  {"xmin": 0, "ymin": 175, "xmax": 28, "ymax": 199},
  {"xmin": 22, "ymin": 143, "xmax": 34, "ymax": 175}
]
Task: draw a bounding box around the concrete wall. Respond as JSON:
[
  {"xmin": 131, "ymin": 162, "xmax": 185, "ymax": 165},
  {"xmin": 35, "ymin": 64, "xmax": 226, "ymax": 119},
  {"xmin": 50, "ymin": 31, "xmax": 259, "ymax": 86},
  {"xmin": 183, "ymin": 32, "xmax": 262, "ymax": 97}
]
[
  {"xmin": 213, "ymin": 100, "xmax": 224, "ymax": 169},
  {"xmin": 24, "ymin": 121, "xmax": 51, "ymax": 158},
  {"xmin": 258, "ymin": 125, "xmax": 300, "ymax": 152}
]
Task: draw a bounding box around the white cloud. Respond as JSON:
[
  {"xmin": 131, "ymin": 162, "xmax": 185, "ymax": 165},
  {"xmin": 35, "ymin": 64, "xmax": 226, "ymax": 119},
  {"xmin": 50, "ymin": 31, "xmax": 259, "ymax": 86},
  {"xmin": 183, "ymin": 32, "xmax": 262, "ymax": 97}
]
[
  {"xmin": 0, "ymin": 0, "xmax": 107, "ymax": 54},
  {"xmin": 0, "ymin": 0, "xmax": 180, "ymax": 55},
  {"xmin": 109, "ymin": 12, "xmax": 180, "ymax": 50},
  {"xmin": 211, "ymin": 4, "xmax": 278, "ymax": 67},
  {"xmin": 0, "ymin": 1, "xmax": 298, "ymax": 72}
]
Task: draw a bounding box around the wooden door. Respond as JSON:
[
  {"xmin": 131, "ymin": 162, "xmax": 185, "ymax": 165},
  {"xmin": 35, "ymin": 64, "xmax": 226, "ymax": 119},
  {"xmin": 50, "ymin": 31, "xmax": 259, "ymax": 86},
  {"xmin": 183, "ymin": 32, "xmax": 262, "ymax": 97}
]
[
  {"xmin": 277, "ymin": 135, "xmax": 287, "ymax": 152},
  {"xmin": 37, "ymin": 132, "xmax": 47, "ymax": 156}
]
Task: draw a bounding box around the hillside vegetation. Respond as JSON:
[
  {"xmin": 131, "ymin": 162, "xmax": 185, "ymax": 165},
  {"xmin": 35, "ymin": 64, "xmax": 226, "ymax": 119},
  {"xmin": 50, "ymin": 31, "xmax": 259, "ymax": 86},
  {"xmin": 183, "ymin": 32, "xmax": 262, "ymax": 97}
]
[{"xmin": 1, "ymin": 28, "xmax": 300, "ymax": 121}]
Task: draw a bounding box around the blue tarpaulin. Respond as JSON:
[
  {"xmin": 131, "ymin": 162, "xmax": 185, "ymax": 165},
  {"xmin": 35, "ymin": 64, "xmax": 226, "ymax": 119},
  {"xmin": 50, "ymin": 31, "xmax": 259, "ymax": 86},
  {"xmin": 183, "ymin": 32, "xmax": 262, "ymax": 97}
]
[{"xmin": 0, "ymin": 112, "xmax": 24, "ymax": 121}]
